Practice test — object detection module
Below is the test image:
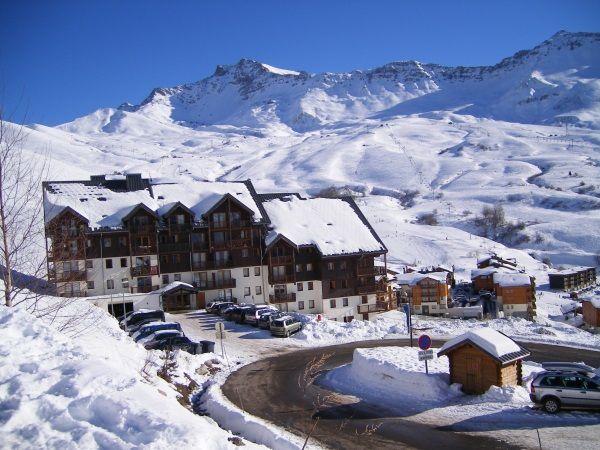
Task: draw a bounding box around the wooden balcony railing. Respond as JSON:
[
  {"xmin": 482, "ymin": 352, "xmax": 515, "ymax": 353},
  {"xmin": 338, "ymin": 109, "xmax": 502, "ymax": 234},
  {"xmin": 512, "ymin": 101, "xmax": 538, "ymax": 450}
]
[
  {"xmin": 231, "ymin": 219, "xmax": 252, "ymax": 228},
  {"xmin": 230, "ymin": 238, "xmax": 251, "ymax": 249},
  {"xmin": 357, "ymin": 301, "xmax": 390, "ymax": 314},
  {"xmin": 195, "ymin": 279, "xmax": 237, "ymax": 291},
  {"xmin": 271, "ymin": 255, "xmax": 293, "ymax": 265},
  {"xmin": 270, "ymin": 273, "xmax": 295, "ymax": 284},
  {"xmin": 130, "ymin": 285, "xmax": 160, "ymax": 294},
  {"xmin": 356, "ymin": 266, "xmax": 386, "ymax": 276},
  {"xmin": 166, "ymin": 223, "xmax": 192, "ymax": 232},
  {"xmin": 269, "ymin": 292, "xmax": 296, "ymax": 304},
  {"xmin": 48, "ymin": 269, "xmax": 87, "ymax": 282},
  {"xmin": 129, "ymin": 224, "xmax": 156, "ymax": 234},
  {"xmin": 356, "ymin": 281, "xmax": 388, "ymax": 294},
  {"xmin": 131, "ymin": 245, "xmax": 157, "ymax": 256},
  {"xmin": 158, "ymin": 242, "xmax": 190, "ymax": 253},
  {"xmin": 192, "ymin": 259, "xmax": 235, "ymax": 271},
  {"xmin": 130, "ymin": 265, "xmax": 159, "ymax": 277}
]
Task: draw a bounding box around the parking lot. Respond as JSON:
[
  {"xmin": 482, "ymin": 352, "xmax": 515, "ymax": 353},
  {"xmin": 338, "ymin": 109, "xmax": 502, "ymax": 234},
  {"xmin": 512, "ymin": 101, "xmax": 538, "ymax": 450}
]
[{"xmin": 169, "ymin": 309, "xmax": 302, "ymax": 362}]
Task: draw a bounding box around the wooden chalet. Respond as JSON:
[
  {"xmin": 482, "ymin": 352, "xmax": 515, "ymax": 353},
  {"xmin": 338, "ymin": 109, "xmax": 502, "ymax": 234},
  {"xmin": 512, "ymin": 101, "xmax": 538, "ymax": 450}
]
[
  {"xmin": 582, "ymin": 299, "xmax": 600, "ymax": 328},
  {"xmin": 438, "ymin": 328, "xmax": 530, "ymax": 395}
]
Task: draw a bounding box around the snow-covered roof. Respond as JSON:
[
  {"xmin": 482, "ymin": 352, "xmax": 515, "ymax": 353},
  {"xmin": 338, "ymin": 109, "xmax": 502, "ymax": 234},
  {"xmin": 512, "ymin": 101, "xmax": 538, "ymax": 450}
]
[
  {"xmin": 151, "ymin": 180, "xmax": 264, "ymax": 221},
  {"xmin": 154, "ymin": 281, "xmax": 195, "ymax": 295},
  {"xmin": 471, "ymin": 267, "xmax": 504, "ymax": 278},
  {"xmin": 438, "ymin": 328, "xmax": 529, "ymax": 363},
  {"xmin": 44, "ymin": 182, "xmax": 158, "ymax": 229},
  {"xmin": 493, "ymin": 272, "xmax": 532, "ymax": 287},
  {"xmin": 585, "ymin": 298, "xmax": 600, "ymax": 309},
  {"xmin": 477, "ymin": 255, "xmax": 516, "ymax": 265},
  {"xmin": 395, "ymin": 272, "xmax": 448, "ymax": 286},
  {"xmin": 262, "ymin": 196, "xmax": 385, "ymax": 256},
  {"xmin": 549, "ymin": 266, "xmax": 595, "ymax": 276}
]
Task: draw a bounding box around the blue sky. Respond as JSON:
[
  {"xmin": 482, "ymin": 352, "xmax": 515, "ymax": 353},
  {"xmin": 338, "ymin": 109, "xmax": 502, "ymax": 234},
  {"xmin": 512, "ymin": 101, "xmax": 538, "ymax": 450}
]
[{"xmin": 1, "ymin": 0, "xmax": 598, "ymax": 125}]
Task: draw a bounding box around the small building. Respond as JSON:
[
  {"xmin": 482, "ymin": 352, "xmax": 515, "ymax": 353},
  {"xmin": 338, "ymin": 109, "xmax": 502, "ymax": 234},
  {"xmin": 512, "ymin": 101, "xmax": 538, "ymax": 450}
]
[
  {"xmin": 477, "ymin": 254, "xmax": 518, "ymax": 270},
  {"xmin": 155, "ymin": 281, "xmax": 199, "ymax": 312},
  {"xmin": 493, "ymin": 273, "xmax": 536, "ymax": 320},
  {"xmin": 418, "ymin": 265, "xmax": 455, "ymax": 287},
  {"xmin": 438, "ymin": 328, "xmax": 530, "ymax": 395},
  {"xmin": 548, "ymin": 267, "xmax": 597, "ymax": 292},
  {"xmin": 395, "ymin": 272, "xmax": 450, "ymax": 316},
  {"xmin": 582, "ymin": 299, "xmax": 600, "ymax": 328},
  {"xmin": 471, "ymin": 267, "xmax": 504, "ymax": 293}
]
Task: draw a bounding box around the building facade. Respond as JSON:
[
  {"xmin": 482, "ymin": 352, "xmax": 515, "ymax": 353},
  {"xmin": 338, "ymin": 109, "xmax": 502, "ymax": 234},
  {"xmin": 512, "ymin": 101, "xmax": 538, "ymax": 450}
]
[
  {"xmin": 396, "ymin": 272, "xmax": 450, "ymax": 316},
  {"xmin": 548, "ymin": 267, "xmax": 597, "ymax": 292},
  {"xmin": 43, "ymin": 175, "xmax": 390, "ymax": 320}
]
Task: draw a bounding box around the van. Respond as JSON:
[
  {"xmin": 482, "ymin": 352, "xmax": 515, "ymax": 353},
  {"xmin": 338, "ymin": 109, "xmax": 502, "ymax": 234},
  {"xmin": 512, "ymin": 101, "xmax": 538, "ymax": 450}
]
[{"xmin": 270, "ymin": 316, "xmax": 302, "ymax": 337}]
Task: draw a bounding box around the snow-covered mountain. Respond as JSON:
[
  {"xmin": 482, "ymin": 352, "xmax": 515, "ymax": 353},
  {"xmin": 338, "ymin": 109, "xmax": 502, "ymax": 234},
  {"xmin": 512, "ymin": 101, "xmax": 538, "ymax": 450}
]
[
  {"xmin": 16, "ymin": 31, "xmax": 600, "ymax": 268},
  {"xmin": 61, "ymin": 30, "xmax": 600, "ymax": 133}
]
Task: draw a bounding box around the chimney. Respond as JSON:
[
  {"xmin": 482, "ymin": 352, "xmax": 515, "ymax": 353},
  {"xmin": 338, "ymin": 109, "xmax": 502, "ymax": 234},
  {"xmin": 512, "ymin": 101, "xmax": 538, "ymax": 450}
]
[{"xmin": 125, "ymin": 173, "xmax": 143, "ymax": 191}]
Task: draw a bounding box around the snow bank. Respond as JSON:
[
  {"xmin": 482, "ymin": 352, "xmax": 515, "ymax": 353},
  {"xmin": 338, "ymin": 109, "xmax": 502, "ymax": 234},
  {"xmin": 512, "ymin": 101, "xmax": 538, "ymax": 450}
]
[{"xmin": 0, "ymin": 301, "xmax": 263, "ymax": 449}]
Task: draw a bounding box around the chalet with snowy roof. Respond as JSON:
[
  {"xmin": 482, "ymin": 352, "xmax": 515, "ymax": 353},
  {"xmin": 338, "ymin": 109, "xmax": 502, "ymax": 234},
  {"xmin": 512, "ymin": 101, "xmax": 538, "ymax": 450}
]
[
  {"xmin": 395, "ymin": 272, "xmax": 450, "ymax": 316},
  {"xmin": 548, "ymin": 267, "xmax": 596, "ymax": 292},
  {"xmin": 582, "ymin": 298, "xmax": 600, "ymax": 328},
  {"xmin": 43, "ymin": 175, "xmax": 390, "ymax": 320},
  {"xmin": 470, "ymin": 267, "xmax": 506, "ymax": 293},
  {"xmin": 477, "ymin": 254, "xmax": 518, "ymax": 271},
  {"xmin": 438, "ymin": 328, "xmax": 530, "ymax": 395},
  {"xmin": 493, "ymin": 273, "xmax": 536, "ymax": 320}
]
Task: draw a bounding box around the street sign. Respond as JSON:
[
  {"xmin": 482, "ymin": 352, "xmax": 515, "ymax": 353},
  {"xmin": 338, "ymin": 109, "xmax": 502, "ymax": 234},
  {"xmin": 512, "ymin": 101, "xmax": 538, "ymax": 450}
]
[
  {"xmin": 418, "ymin": 349, "xmax": 434, "ymax": 361},
  {"xmin": 418, "ymin": 334, "xmax": 431, "ymax": 350}
]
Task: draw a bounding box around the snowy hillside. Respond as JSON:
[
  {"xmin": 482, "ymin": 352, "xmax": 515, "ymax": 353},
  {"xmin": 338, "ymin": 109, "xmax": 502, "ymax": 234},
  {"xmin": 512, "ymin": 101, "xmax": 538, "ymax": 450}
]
[{"xmin": 13, "ymin": 30, "xmax": 600, "ymax": 267}]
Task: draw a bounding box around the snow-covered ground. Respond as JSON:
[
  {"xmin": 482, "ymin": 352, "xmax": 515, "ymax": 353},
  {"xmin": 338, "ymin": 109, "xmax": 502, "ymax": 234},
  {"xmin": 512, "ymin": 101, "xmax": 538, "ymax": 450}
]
[{"xmin": 322, "ymin": 346, "xmax": 600, "ymax": 449}]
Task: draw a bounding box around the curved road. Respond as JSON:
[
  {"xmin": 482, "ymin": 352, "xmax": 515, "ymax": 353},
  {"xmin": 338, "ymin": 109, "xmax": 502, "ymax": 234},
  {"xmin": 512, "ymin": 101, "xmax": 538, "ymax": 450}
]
[{"xmin": 221, "ymin": 339, "xmax": 600, "ymax": 449}]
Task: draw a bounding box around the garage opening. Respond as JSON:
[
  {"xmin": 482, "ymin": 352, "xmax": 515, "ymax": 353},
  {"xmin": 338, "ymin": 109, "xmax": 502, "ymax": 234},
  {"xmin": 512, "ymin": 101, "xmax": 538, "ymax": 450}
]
[{"xmin": 108, "ymin": 302, "xmax": 133, "ymax": 320}]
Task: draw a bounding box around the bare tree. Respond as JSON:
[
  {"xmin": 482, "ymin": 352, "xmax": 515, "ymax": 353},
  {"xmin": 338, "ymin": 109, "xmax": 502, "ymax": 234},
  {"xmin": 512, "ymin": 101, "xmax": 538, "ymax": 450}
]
[{"xmin": 0, "ymin": 108, "xmax": 48, "ymax": 307}]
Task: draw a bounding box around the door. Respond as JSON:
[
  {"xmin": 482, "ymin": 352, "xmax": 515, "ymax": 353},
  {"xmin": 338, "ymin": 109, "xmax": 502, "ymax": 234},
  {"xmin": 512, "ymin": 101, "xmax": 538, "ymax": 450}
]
[
  {"xmin": 465, "ymin": 356, "xmax": 482, "ymax": 394},
  {"xmin": 561, "ymin": 375, "xmax": 588, "ymax": 406},
  {"xmin": 422, "ymin": 305, "xmax": 430, "ymax": 315},
  {"xmin": 196, "ymin": 292, "xmax": 206, "ymax": 309},
  {"xmin": 583, "ymin": 378, "xmax": 600, "ymax": 407}
]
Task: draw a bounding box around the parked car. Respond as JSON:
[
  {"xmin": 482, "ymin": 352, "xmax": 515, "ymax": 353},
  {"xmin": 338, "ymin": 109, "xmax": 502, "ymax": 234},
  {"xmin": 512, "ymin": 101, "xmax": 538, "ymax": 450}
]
[
  {"xmin": 258, "ymin": 311, "xmax": 283, "ymax": 329},
  {"xmin": 270, "ymin": 316, "xmax": 302, "ymax": 337},
  {"xmin": 215, "ymin": 302, "xmax": 235, "ymax": 316},
  {"xmin": 131, "ymin": 322, "xmax": 182, "ymax": 342},
  {"xmin": 121, "ymin": 310, "xmax": 165, "ymax": 332},
  {"xmin": 207, "ymin": 301, "xmax": 232, "ymax": 314},
  {"xmin": 223, "ymin": 304, "xmax": 250, "ymax": 321},
  {"xmin": 245, "ymin": 306, "xmax": 276, "ymax": 327},
  {"xmin": 145, "ymin": 335, "xmax": 200, "ymax": 355},
  {"xmin": 529, "ymin": 370, "xmax": 600, "ymax": 413},
  {"xmin": 233, "ymin": 306, "xmax": 255, "ymax": 324},
  {"xmin": 140, "ymin": 329, "xmax": 184, "ymax": 348}
]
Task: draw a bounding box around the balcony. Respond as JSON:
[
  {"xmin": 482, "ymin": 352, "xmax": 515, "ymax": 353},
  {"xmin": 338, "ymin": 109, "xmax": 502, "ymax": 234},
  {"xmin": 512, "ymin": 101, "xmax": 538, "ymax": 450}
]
[
  {"xmin": 191, "ymin": 241, "xmax": 208, "ymax": 251},
  {"xmin": 47, "ymin": 248, "xmax": 85, "ymax": 261},
  {"xmin": 166, "ymin": 223, "xmax": 191, "ymax": 232},
  {"xmin": 131, "ymin": 245, "xmax": 157, "ymax": 256},
  {"xmin": 129, "ymin": 224, "xmax": 156, "ymax": 234},
  {"xmin": 130, "ymin": 265, "xmax": 159, "ymax": 277},
  {"xmin": 210, "ymin": 221, "xmax": 228, "ymax": 230},
  {"xmin": 158, "ymin": 242, "xmax": 190, "ymax": 253},
  {"xmin": 192, "ymin": 259, "xmax": 234, "ymax": 271},
  {"xmin": 230, "ymin": 238, "xmax": 251, "ymax": 249},
  {"xmin": 130, "ymin": 285, "xmax": 160, "ymax": 294},
  {"xmin": 269, "ymin": 292, "xmax": 296, "ymax": 304},
  {"xmin": 271, "ymin": 255, "xmax": 293, "ymax": 265},
  {"xmin": 231, "ymin": 219, "xmax": 252, "ymax": 228},
  {"xmin": 48, "ymin": 269, "xmax": 87, "ymax": 282},
  {"xmin": 357, "ymin": 265, "xmax": 386, "ymax": 276},
  {"xmin": 270, "ymin": 273, "xmax": 296, "ymax": 284},
  {"xmin": 357, "ymin": 301, "xmax": 390, "ymax": 314},
  {"xmin": 195, "ymin": 278, "xmax": 237, "ymax": 291},
  {"xmin": 356, "ymin": 281, "xmax": 388, "ymax": 295}
]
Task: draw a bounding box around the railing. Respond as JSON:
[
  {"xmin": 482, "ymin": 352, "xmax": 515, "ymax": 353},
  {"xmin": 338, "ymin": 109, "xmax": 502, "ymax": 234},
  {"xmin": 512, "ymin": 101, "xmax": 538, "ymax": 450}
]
[
  {"xmin": 230, "ymin": 238, "xmax": 251, "ymax": 249},
  {"xmin": 271, "ymin": 255, "xmax": 293, "ymax": 265},
  {"xmin": 357, "ymin": 301, "xmax": 390, "ymax": 314},
  {"xmin": 47, "ymin": 249, "xmax": 85, "ymax": 261},
  {"xmin": 195, "ymin": 279, "xmax": 237, "ymax": 291},
  {"xmin": 129, "ymin": 224, "xmax": 156, "ymax": 234},
  {"xmin": 130, "ymin": 265, "xmax": 159, "ymax": 277},
  {"xmin": 356, "ymin": 281, "xmax": 388, "ymax": 294},
  {"xmin": 131, "ymin": 245, "xmax": 157, "ymax": 255},
  {"xmin": 130, "ymin": 285, "xmax": 160, "ymax": 294},
  {"xmin": 59, "ymin": 290, "xmax": 87, "ymax": 298},
  {"xmin": 191, "ymin": 241, "xmax": 208, "ymax": 251},
  {"xmin": 356, "ymin": 266, "xmax": 386, "ymax": 276},
  {"xmin": 48, "ymin": 269, "xmax": 87, "ymax": 282},
  {"xmin": 158, "ymin": 242, "xmax": 190, "ymax": 253},
  {"xmin": 210, "ymin": 221, "xmax": 228, "ymax": 230},
  {"xmin": 269, "ymin": 293, "xmax": 296, "ymax": 304},
  {"xmin": 270, "ymin": 273, "xmax": 295, "ymax": 284},
  {"xmin": 167, "ymin": 223, "xmax": 191, "ymax": 232},
  {"xmin": 192, "ymin": 259, "xmax": 234, "ymax": 271},
  {"xmin": 231, "ymin": 219, "xmax": 252, "ymax": 228}
]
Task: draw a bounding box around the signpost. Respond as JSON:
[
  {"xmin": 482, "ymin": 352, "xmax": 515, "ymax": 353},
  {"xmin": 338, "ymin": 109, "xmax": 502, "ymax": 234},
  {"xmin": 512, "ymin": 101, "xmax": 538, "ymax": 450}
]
[
  {"xmin": 402, "ymin": 300, "xmax": 413, "ymax": 347},
  {"xmin": 418, "ymin": 334, "xmax": 432, "ymax": 374},
  {"xmin": 215, "ymin": 322, "xmax": 227, "ymax": 358}
]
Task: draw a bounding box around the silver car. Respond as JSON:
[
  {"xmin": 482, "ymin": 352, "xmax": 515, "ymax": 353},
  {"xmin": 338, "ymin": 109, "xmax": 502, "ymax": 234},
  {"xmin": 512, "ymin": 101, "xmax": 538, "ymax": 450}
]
[
  {"xmin": 270, "ymin": 316, "xmax": 302, "ymax": 337},
  {"xmin": 529, "ymin": 370, "xmax": 600, "ymax": 413}
]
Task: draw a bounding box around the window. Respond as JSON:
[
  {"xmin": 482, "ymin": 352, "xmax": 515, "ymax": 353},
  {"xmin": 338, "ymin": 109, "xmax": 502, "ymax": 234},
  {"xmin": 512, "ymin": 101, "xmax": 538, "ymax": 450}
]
[
  {"xmin": 362, "ymin": 295, "xmax": 368, "ymax": 304},
  {"xmin": 306, "ymin": 263, "xmax": 313, "ymax": 272},
  {"xmin": 119, "ymin": 236, "xmax": 127, "ymax": 247},
  {"xmin": 562, "ymin": 376, "xmax": 585, "ymax": 389},
  {"xmin": 213, "ymin": 231, "xmax": 226, "ymax": 245},
  {"xmin": 329, "ymin": 299, "xmax": 336, "ymax": 308},
  {"xmin": 86, "ymin": 239, "xmax": 92, "ymax": 248},
  {"xmin": 296, "ymin": 264, "xmax": 302, "ymax": 273},
  {"xmin": 243, "ymin": 268, "xmax": 250, "ymax": 277},
  {"xmin": 327, "ymin": 262, "xmax": 334, "ymax": 271},
  {"xmin": 244, "ymin": 287, "xmax": 251, "ymax": 296},
  {"xmin": 343, "ymin": 298, "xmax": 349, "ymax": 307},
  {"xmin": 162, "ymin": 274, "xmax": 169, "ymax": 284},
  {"xmin": 242, "ymin": 248, "xmax": 249, "ymax": 258},
  {"xmin": 255, "ymin": 286, "xmax": 262, "ymax": 295},
  {"xmin": 120, "ymin": 258, "xmax": 127, "ymax": 268},
  {"xmin": 213, "ymin": 212, "xmax": 227, "ymax": 228},
  {"xmin": 105, "ymin": 259, "xmax": 113, "ymax": 269},
  {"xmin": 329, "ymin": 280, "xmax": 336, "ymax": 289},
  {"xmin": 175, "ymin": 214, "xmax": 185, "ymax": 225},
  {"xmin": 309, "ymin": 300, "xmax": 315, "ymax": 309},
  {"xmin": 174, "ymin": 273, "xmax": 181, "ymax": 281},
  {"xmin": 107, "ymin": 279, "xmax": 114, "ymax": 290},
  {"xmin": 340, "ymin": 261, "xmax": 347, "ymax": 270},
  {"xmin": 103, "ymin": 238, "xmax": 112, "ymax": 248},
  {"xmin": 340, "ymin": 279, "xmax": 348, "ymax": 289},
  {"xmin": 254, "ymin": 267, "xmax": 260, "ymax": 276},
  {"xmin": 298, "ymin": 301, "xmax": 305, "ymax": 310},
  {"xmin": 308, "ymin": 281, "xmax": 314, "ymax": 290},
  {"xmin": 87, "ymin": 281, "xmax": 95, "ymax": 290},
  {"xmin": 297, "ymin": 282, "xmax": 303, "ymax": 291},
  {"xmin": 86, "ymin": 260, "xmax": 93, "ymax": 269}
]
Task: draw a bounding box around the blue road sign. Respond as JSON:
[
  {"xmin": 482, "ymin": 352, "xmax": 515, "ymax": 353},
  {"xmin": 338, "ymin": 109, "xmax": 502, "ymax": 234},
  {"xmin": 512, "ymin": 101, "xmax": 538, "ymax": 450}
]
[{"xmin": 418, "ymin": 334, "xmax": 431, "ymax": 350}]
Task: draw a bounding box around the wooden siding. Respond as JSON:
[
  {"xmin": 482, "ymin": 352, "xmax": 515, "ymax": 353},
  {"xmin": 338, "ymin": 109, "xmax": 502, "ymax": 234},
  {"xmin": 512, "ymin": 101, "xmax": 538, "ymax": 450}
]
[{"xmin": 583, "ymin": 301, "xmax": 600, "ymax": 327}]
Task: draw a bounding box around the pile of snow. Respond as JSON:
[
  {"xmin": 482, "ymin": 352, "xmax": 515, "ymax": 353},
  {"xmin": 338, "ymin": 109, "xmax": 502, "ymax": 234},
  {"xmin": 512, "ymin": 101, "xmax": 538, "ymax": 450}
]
[
  {"xmin": 322, "ymin": 347, "xmax": 462, "ymax": 410},
  {"xmin": 0, "ymin": 299, "xmax": 263, "ymax": 449}
]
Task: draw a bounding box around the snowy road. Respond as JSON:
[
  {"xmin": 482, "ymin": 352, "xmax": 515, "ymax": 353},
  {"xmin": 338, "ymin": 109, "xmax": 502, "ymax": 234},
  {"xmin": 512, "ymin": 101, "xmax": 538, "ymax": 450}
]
[{"xmin": 221, "ymin": 339, "xmax": 600, "ymax": 450}]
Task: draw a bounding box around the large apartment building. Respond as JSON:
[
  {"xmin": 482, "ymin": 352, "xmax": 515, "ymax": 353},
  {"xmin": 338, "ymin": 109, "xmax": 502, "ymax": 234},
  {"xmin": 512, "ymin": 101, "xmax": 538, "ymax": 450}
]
[{"xmin": 43, "ymin": 174, "xmax": 391, "ymax": 321}]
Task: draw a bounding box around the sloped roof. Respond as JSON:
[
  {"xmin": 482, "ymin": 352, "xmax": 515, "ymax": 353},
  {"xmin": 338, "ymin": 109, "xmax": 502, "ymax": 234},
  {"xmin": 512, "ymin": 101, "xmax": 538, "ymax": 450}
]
[
  {"xmin": 262, "ymin": 196, "xmax": 386, "ymax": 256},
  {"xmin": 493, "ymin": 272, "xmax": 533, "ymax": 287},
  {"xmin": 438, "ymin": 328, "xmax": 530, "ymax": 364},
  {"xmin": 395, "ymin": 272, "xmax": 448, "ymax": 286}
]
